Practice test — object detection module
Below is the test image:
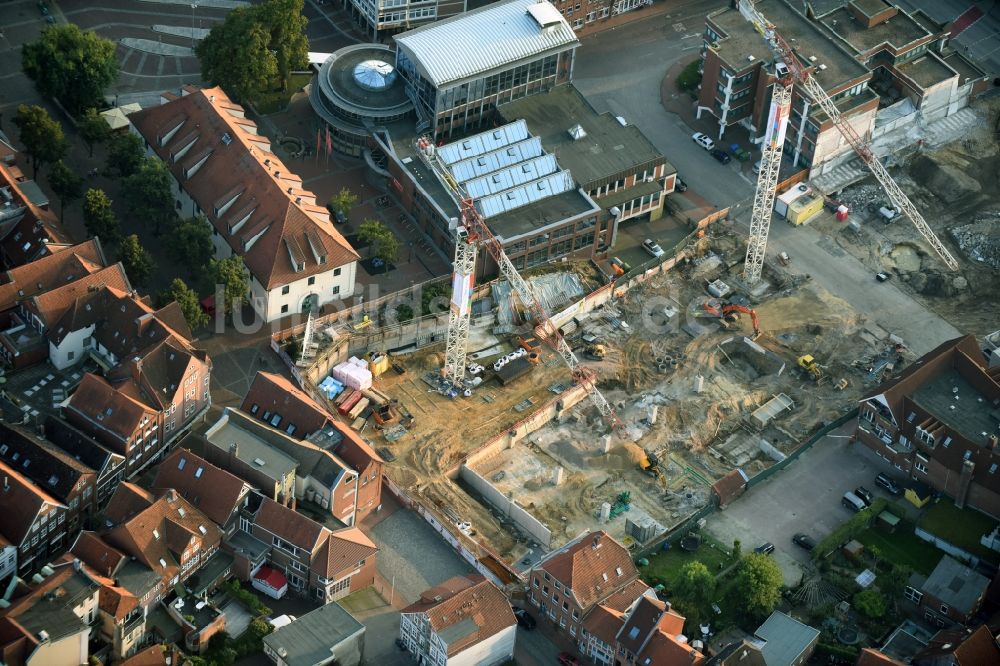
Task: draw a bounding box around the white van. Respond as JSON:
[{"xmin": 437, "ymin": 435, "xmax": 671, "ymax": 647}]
[{"xmin": 841, "ymin": 491, "xmax": 867, "ymax": 513}]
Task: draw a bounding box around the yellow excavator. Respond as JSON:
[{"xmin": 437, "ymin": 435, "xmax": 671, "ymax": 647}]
[{"xmin": 797, "ymin": 355, "xmax": 824, "ymax": 381}]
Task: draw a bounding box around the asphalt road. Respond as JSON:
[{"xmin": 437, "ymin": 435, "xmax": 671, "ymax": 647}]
[{"xmin": 573, "ymin": 0, "xmax": 755, "ymax": 209}]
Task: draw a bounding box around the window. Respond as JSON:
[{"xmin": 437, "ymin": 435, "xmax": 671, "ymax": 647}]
[
  {"xmin": 332, "ymin": 285, "xmax": 340, "ymax": 295},
  {"xmin": 281, "ymin": 285, "xmax": 290, "ymax": 295},
  {"xmin": 281, "ymin": 304, "xmax": 289, "ymax": 314},
  {"xmin": 308, "ymin": 276, "xmax": 315, "ymax": 286},
  {"xmin": 940, "ymin": 604, "xmax": 949, "ymax": 614},
  {"xmin": 533, "ymin": 578, "xmax": 539, "ymax": 588},
  {"xmin": 334, "ymin": 267, "xmax": 341, "ymax": 276},
  {"xmin": 915, "ymin": 461, "xmax": 928, "ymax": 474},
  {"xmin": 903, "ymin": 586, "xmax": 923, "ymax": 603}
]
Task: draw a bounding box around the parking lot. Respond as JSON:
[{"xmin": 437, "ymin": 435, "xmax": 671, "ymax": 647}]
[{"xmin": 705, "ymin": 421, "xmax": 898, "ymax": 586}]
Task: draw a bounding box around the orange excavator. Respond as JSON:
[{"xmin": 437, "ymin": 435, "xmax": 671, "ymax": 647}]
[{"xmin": 702, "ymin": 301, "xmax": 761, "ymax": 338}]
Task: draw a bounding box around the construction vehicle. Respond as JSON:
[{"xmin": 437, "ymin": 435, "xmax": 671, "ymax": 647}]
[
  {"xmin": 737, "ymin": 0, "xmax": 957, "ymax": 287},
  {"xmin": 797, "ymin": 355, "xmax": 824, "ymax": 381},
  {"xmin": 585, "ymin": 344, "xmax": 607, "ymax": 360},
  {"xmin": 638, "ymin": 450, "xmax": 663, "ymax": 480},
  {"xmin": 702, "ymin": 301, "xmax": 761, "ymax": 338},
  {"xmin": 415, "ymin": 135, "xmax": 622, "ymax": 430},
  {"xmin": 777, "ymin": 252, "xmax": 790, "ymax": 266},
  {"xmin": 517, "ymin": 335, "xmax": 541, "ymax": 354}
]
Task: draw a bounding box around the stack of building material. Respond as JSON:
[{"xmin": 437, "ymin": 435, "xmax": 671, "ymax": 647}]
[
  {"xmin": 331, "ymin": 357, "xmax": 373, "ymax": 390},
  {"xmin": 318, "ymin": 376, "xmax": 345, "ymax": 400}
]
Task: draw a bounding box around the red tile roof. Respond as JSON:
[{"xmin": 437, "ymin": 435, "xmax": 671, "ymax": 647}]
[
  {"xmin": 255, "ymin": 497, "xmax": 328, "ymax": 553},
  {"xmin": 856, "ymin": 648, "xmax": 905, "ymax": 666},
  {"xmin": 103, "ymin": 482, "xmax": 156, "ymax": 525},
  {"xmin": 153, "ymin": 448, "xmax": 249, "ymax": 527},
  {"xmin": 66, "ymin": 373, "xmax": 159, "ymax": 445},
  {"xmin": 119, "ymin": 645, "xmax": 173, "ymax": 666},
  {"xmin": 0, "ymin": 161, "xmax": 70, "ymax": 268},
  {"xmin": 712, "ymin": 468, "xmax": 749, "ymax": 507},
  {"xmin": 538, "ymin": 531, "xmax": 639, "ymax": 612},
  {"xmin": 71, "ymin": 531, "xmax": 127, "ymax": 578},
  {"xmin": 0, "ymin": 239, "xmax": 106, "ymax": 312},
  {"xmin": 403, "ymin": 575, "xmax": 516, "ymax": 657},
  {"xmin": 129, "ymin": 86, "xmax": 358, "ymax": 290},
  {"xmin": 311, "ymin": 528, "xmax": 377, "ymax": 579},
  {"xmin": 583, "ymin": 604, "xmax": 626, "ymax": 646},
  {"xmin": 914, "ymin": 625, "xmax": 1000, "ymax": 666},
  {"xmin": 635, "ymin": 629, "xmax": 704, "ymax": 666},
  {"xmin": 0, "ymin": 459, "xmax": 62, "ymax": 547},
  {"xmin": 25, "ymin": 264, "xmax": 130, "ymax": 328}
]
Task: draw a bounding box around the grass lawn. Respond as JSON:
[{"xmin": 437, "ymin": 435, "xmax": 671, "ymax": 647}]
[
  {"xmin": 642, "ymin": 535, "xmax": 733, "ymax": 587},
  {"xmin": 856, "ymin": 523, "xmax": 942, "ymax": 575},
  {"xmin": 255, "ymin": 73, "xmax": 313, "ymax": 114},
  {"xmin": 918, "ymin": 498, "xmax": 1000, "ymax": 563}
]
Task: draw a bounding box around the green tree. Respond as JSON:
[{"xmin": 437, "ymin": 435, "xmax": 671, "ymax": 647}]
[
  {"xmin": 211, "ymin": 255, "xmax": 249, "ymax": 315},
  {"xmin": 104, "ymin": 131, "xmax": 145, "ymax": 178},
  {"xmin": 122, "ymin": 158, "xmax": 175, "ymax": 234},
  {"xmin": 196, "ymin": 8, "xmax": 278, "ymax": 103},
  {"xmin": 21, "ymin": 24, "xmax": 118, "ymax": 116},
  {"xmin": 327, "ymin": 187, "xmax": 359, "ymax": 218},
  {"xmin": 853, "ymin": 588, "xmax": 887, "ymax": 619},
  {"xmin": 48, "ymin": 160, "xmax": 83, "ymax": 223},
  {"xmin": 732, "ymin": 539, "xmax": 742, "ymax": 562},
  {"xmin": 12, "ymin": 104, "xmax": 66, "ymax": 177},
  {"xmin": 732, "ymin": 554, "xmax": 783, "ymax": 620},
  {"xmin": 255, "ymin": 0, "xmax": 309, "ymax": 90},
  {"xmin": 119, "ymin": 234, "xmax": 155, "ymax": 286},
  {"xmin": 82, "ymin": 188, "xmax": 120, "ymax": 244},
  {"xmin": 166, "ymin": 216, "xmax": 214, "ymax": 273},
  {"xmin": 672, "ymin": 561, "xmax": 716, "ymax": 624},
  {"xmin": 358, "ymin": 219, "xmax": 400, "ymax": 269},
  {"xmin": 164, "ymin": 278, "xmax": 209, "ymax": 331},
  {"xmin": 79, "ymin": 107, "xmax": 109, "ymax": 157}
]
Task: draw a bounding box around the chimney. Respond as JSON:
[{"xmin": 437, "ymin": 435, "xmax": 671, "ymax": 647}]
[
  {"xmin": 592, "ymin": 534, "xmax": 601, "ymax": 549},
  {"xmin": 229, "ymin": 442, "xmax": 239, "ymax": 468},
  {"xmin": 72, "ymin": 558, "xmax": 81, "ymax": 571},
  {"xmin": 956, "ymin": 459, "xmax": 975, "ymax": 509},
  {"xmin": 988, "ymin": 435, "xmax": 998, "ymax": 450}
]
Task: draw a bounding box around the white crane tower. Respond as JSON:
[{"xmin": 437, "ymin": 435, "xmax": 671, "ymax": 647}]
[
  {"xmin": 414, "ymin": 137, "xmax": 623, "ymax": 431},
  {"xmin": 738, "ymin": 0, "xmax": 958, "ymax": 286}
]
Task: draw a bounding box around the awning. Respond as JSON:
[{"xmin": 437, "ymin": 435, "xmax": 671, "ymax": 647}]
[{"xmin": 253, "ymin": 566, "xmax": 287, "ymax": 591}]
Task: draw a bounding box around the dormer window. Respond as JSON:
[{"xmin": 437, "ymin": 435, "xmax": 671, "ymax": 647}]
[{"xmin": 153, "ymin": 529, "xmax": 160, "ymax": 539}]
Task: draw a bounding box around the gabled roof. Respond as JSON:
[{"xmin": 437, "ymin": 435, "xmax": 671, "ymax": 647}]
[
  {"xmin": 0, "ymin": 239, "xmax": 106, "ymax": 312},
  {"xmin": 0, "ymin": 459, "xmax": 63, "ymax": 547},
  {"xmin": 311, "ymin": 528, "xmax": 377, "ymax": 579},
  {"xmin": 536, "ymin": 530, "xmax": 639, "ymax": 612},
  {"xmin": 0, "ymin": 422, "xmax": 92, "ymax": 503},
  {"xmin": 25, "ymin": 264, "xmax": 131, "ymax": 329},
  {"xmin": 856, "ymin": 647, "xmax": 905, "ymax": 666},
  {"xmin": 152, "ymin": 448, "xmax": 250, "ymax": 527},
  {"xmin": 254, "ymin": 497, "xmax": 329, "ymax": 553},
  {"xmin": 0, "ymin": 555, "xmax": 98, "ymax": 647},
  {"xmin": 129, "ymin": 86, "xmax": 358, "ymax": 290},
  {"xmin": 241, "ymin": 371, "xmax": 384, "ymax": 466},
  {"xmin": 402, "ymin": 575, "xmax": 516, "ymax": 657},
  {"xmin": 0, "ymin": 161, "xmax": 70, "ymax": 268},
  {"xmin": 636, "ymin": 629, "xmax": 705, "ymax": 666},
  {"xmin": 103, "ymin": 482, "xmax": 156, "ymax": 526},
  {"xmin": 72, "ymin": 530, "xmax": 127, "ymax": 578},
  {"xmin": 66, "ymin": 373, "xmax": 158, "ymax": 445},
  {"xmin": 394, "ymin": 0, "xmax": 579, "ymax": 88},
  {"xmin": 262, "ymin": 602, "xmax": 364, "ymax": 666},
  {"xmin": 914, "ymin": 625, "xmax": 1000, "ymax": 665},
  {"xmin": 617, "ymin": 596, "xmax": 667, "ymax": 654},
  {"xmin": 41, "ymin": 415, "xmax": 124, "ymax": 480}
]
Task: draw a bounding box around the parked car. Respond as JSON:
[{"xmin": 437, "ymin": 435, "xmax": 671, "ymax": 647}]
[
  {"xmin": 692, "ymin": 132, "xmax": 715, "ymax": 151},
  {"xmin": 514, "ymin": 607, "xmax": 536, "ymax": 630},
  {"xmin": 558, "ymin": 652, "xmax": 582, "ymax": 666},
  {"xmin": 854, "ymin": 486, "xmax": 874, "ymax": 506},
  {"xmin": 842, "ymin": 491, "xmax": 867, "ymax": 512},
  {"xmin": 875, "ymin": 473, "xmax": 902, "ymax": 495},
  {"xmin": 792, "ymin": 533, "xmax": 816, "ymax": 550},
  {"xmin": 754, "ymin": 542, "xmax": 775, "ymax": 555},
  {"xmin": 752, "ymin": 159, "xmax": 763, "ymax": 175},
  {"xmin": 710, "ymin": 149, "xmax": 732, "ymax": 164},
  {"xmin": 876, "ymin": 271, "xmax": 891, "ymax": 282},
  {"xmin": 642, "ymin": 239, "xmax": 664, "ymax": 258},
  {"xmin": 675, "ymin": 176, "xmax": 688, "ymax": 192}
]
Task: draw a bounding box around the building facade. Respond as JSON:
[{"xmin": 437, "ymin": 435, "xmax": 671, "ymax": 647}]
[
  {"xmin": 344, "ymin": 0, "xmax": 466, "ymax": 40},
  {"xmin": 0, "ymin": 460, "xmax": 70, "ymax": 576}
]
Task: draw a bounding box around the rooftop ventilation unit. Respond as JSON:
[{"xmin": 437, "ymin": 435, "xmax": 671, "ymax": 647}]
[
  {"xmin": 567, "ymin": 124, "xmax": 587, "ymax": 141},
  {"xmin": 221, "ymin": 133, "xmax": 232, "ymax": 145}
]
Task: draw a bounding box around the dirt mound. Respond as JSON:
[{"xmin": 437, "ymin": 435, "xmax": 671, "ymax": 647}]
[
  {"xmin": 886, "ymin": 244, "xmax": 924, "ymax": 272},
  {"xmin": 950, "ymin": 214, "xmax": 1000, "ymax": 270},
  {"xmin": 910, "ymin": 155, "xmax": 982, "ymax": 203}
]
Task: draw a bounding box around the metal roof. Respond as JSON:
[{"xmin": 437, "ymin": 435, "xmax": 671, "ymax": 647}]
[
  {"xmin": 394, "ymin": 0, "xmax": 579, "ymax": 88},
  {"xmin": 755, "ymin": 611, "xmax": 820, "ymax": 666},
  {"xmin": 438, "ymin": 120, "xmax": 576, "ymax": 220}
]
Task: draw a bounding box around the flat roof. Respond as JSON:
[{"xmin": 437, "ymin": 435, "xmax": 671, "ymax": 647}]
[
  {"xmin": 709, "ymin": 0, "xmax": 869, "ymax": 91},
  {"xmin": 263, "ymin": 602, "xmax": 364, "ymax": 666},
  {"xmin": 823, "ymin": 6, "xmax": 931, "ymax": 55},
  {"xmin": 206, "ymin": 421, "xmax": 298, "ymax": 482},
  {"xmin": 898, "ymin": 53, "xmax": 956, "ymax": 89},
  {"xmin": 756, "ymin": 611, "xmax": 821, "ymax": 665},
  {"xmin": 942, "ymin": 52, "xmax": 987, "ymax": 84},
  {"xmin": 912, "ymin": 369, "xmax": 997, "ymax": 446},
  {"xmin": 923, "ymin": 555, "xmax": 989, "ymax": 614},
  {"xmin": 499, "ymin": 85, "xmax": 671, "ymax": 188},
  {"xmin": 394, "ymin": 0, "xmax": 578, "ymax": 88}
]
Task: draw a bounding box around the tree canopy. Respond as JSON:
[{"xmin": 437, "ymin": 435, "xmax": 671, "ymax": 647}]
[
  {"xmin": 211, "ymin": 256, "xmax": 250, "ymax": 315},
  {"xmin": 358, "ymin": 219, "xmax": 400, "ymax": 268},
  {"xmin": 82, "ymin": 188, "xmax": 120, "ymax": 245},
  {"xmin": 166, "ymin": 216, "xmax": 215, "ymax": 273},
  {"xmin": 672, "ymin": 561, "xmax": 716, "ymax": 626},
  {"xmin": 732, "ymin": 554, "xmax": 783, "ymax": 620},
  {"xmin": 164, "ymin": 278, "xmax": 209, "ymax": 331},
  {"xmin": 104, "ymin": 132, "xmax": 145, "ymax": 178},
  {"xmin": 21, "ymin": 24, "xmax": 118, "ymax": 116},
  {"xmin": 327, "ymin": 187, "xmax": 358, "ymax": 218},
  {"xmin": 48, "ymin": 160, "xmax": 83, "ymax": 223},
  {"xmin": 13, "ymin": 104, "xmax": 66, "ymax": 177},
  {"xmin": 119, "ymin": 234, "xmax": 155, "ymax": 286},
  {"xmin": 853, "ymin": 588, "xmax": 887, "ymax": 619},
  {"xmin": 123, "ymin": 158, "xmax": 176, "ymax": 234},
  {"xmin": 196, "ymin": 0, "xmax": 308, "ymax": 102},
  {"xmin": 79, "ymin": 107, "xmax": 110, "ymax": 157}
]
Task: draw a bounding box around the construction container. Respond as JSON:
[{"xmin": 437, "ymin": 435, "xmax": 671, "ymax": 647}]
[
  {"xmin": 368, "ymin": 353, "xmax": 390, "ymax": 377},
  {"xmin": 787, "ymin": 192, "xmax": 823, "ymax": 226},
  {"xmin": 495, "ymin": 356, "xmax": 534, "ymax": 385},
  {"xmin": 334, "ymin": 387, "xmax": 354, "ymax": 407},
  {"xmin": 774, "ymin": 183, "xmax": 810, "ymax": 218},
  {"xmin": 337, "ymin": 390, "xmax": 362, "ymax": 415},
  {"xmin": 347, "ymin": 397, "xmax": 370, "ymax": 421}
]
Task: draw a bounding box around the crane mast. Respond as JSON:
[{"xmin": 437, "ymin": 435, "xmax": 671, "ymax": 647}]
[
  {"xmin": 415, "ymin": 139, "xmax": 623, "ymax": 431},
  {"xmin": 737, "ymin": 0, "xmax": 958, "ymax": 272}
]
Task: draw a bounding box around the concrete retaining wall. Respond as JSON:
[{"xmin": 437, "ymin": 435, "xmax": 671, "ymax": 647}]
[{"xmin": 460, "ymin": 466, "xmax": 553, "ymax": 548}]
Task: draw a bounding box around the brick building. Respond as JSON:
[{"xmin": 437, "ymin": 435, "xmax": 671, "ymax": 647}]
[
  {"xmin": 0, "ymin": 459, "xmax": 70, "ymax": 576},
  {"xmin": 853, "ymin": 335, "xmax": 1000, "ymax": 518},
  {"xmin": 910, "ymin": 555, "xmax": 989, "ymax": 627},
  {"xmin": 0, "ymin": 157, "xmax": 71, "ymax": 270}
]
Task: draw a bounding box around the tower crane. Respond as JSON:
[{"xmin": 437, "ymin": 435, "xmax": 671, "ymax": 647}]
[
  {"xmin": 414, "ymin": 138, "xmax": 623, "ymax": 431},
  {"xmin": 737, "ymin": 0, "xmax": 958, "ymax": 284}
]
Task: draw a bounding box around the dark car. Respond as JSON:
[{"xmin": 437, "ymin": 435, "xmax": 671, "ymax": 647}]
[
  {"xmin": 875, "ymin": 473, "xmax": 902, "ymax": 495},
  {"xmin": 513, "ymin": 607, "xmax": 536, "ymax": 630},
  {"xmin": 558, "ymin": 653, "xmax": 582, "ymax": 666},
  {"xmin": 754, "ymin": 542, "xmax": 775, "ymax": 555},
  {"xmin": 792, "ymin": 533, "xmax": 816, "ymax": 550},
  {"xmin": 876, "ymin": 271, "xmax": 891, "ymax": 282},
  {"xmin": 710, "ymin": 149, "xmax": 732, "ymax": 164},
  {"xmin": 854, "ymin": 486, "xmax": 874, "ymax": 506},
  {"xmin": 675, "ymin": 177, "xmax": 688, "ymax": 193}
]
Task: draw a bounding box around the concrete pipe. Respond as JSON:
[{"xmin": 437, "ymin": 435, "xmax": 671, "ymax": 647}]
[
  {"xmin": 658, "ymin": 364, "xmax": 668, "ymax": 373},
  {"xmin": 670, "ymin": 360, "xmax": 679, "ymax": 368}
]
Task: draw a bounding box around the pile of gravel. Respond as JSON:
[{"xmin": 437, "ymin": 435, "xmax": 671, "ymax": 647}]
[{"xmin": 950, "ymin": 212, "xmax": 1000, "ymax": 270}]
